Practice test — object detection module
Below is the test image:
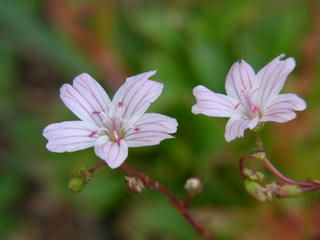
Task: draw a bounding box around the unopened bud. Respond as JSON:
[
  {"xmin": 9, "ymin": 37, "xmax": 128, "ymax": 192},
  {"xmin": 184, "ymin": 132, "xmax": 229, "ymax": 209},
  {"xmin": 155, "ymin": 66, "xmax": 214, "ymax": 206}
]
[
  {"xmin": 244, "ymin": 180, "xmax": 267, "ymax": 202},
  {"xmin": 125, "ymin": 176, "xmax": 144, "ymax": 193},
  {"xmin": 278, "ymin": 184, "xmax": 302, "ymax": 198},
  {"xmin": 68, "ymin": 177, "xmax": 85, "ymax": 192},
  {"xmin": 243, "ymin": 168, "xmax": 265, "ymax": 182},
  {"xmin": 264, "ymin": 182, "xmax": 278, "ymax": 200},
  {"xmin": 251, "ymin": 151, "xmax": 266, "ymax": 161},
  {"xmin": 184, "ymin": 177, "xmax": 203, "ymax": 197},
  {"xmin": 78, "ymin": 167, "xmax": 93, "ymax": 184},
  {"xmin": 253, "ymin": 122, "xmax": 264, "ymax": 132}
]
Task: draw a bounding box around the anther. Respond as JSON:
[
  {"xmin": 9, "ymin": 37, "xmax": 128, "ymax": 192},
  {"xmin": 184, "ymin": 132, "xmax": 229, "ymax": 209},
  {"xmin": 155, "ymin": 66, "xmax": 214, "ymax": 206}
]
[
  {"xmin": 93, "ymin": 111, "xmax": 101, "ymax": 114},
  {"xmin": 251, "ymin": 88, "xmax": 259, "ymax": 95},
  {"xmin": 134, "ymin": 128, "xmax": 140, "ymax": 131},
  {"xmin": 89, "ymin": 130, "xmax": 97, "ymax": 137},
  {"xmin": 234, "ymin": 102, "xmax": 241, "ymax": 110},
  {"xmin": 118, "ymin": 102, "xmax": 123, "ymax": 108}
]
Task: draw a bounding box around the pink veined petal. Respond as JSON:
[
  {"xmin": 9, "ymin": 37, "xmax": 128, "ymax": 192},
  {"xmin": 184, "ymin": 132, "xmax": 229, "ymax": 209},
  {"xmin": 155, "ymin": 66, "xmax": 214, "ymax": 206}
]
[
  {"xmin": 225, "ymin": 60, "xmax": 256, "ymax": 101},
  {"xmin": 73, "ymin": 73, "xmax": 111, "ymax": 113},
  {"xmin": 192, "ymin": 85, "xmax": 239, "ymax": 117},
  {"xmin": 256, "ymin": 54, "xmax": 296, "ymax": 108},
  {"xmin": 60, "ymin": 83, "xmax": 104, "ymax": 127},
  {"xmin": 261, "ymin": 93, "xmax": 306, "ymax": 123},
  {"xmin": 261, "ymin": 110, "xmax": 297, "ymax": 123},
  {"xmin": 125, "ymin": 113, "xmax": 178, "ymax": 147},
  {"xmin": 112, "ymin": 70, "xmax": 163, "ymax": 123},
  {"xmin": 224, "ymin": 116, "xmax": 258, "ymax": 142},
  {"xmin": 43, "ymin": 121, "xmax": 97, "ymax": 153},
  {"xmin": 94, "ymin": 136, "xmax": 128, "ymax": 169},
  {"xmin": 265, "ymin": 93, "xmax": 306, "ymax": 112}
]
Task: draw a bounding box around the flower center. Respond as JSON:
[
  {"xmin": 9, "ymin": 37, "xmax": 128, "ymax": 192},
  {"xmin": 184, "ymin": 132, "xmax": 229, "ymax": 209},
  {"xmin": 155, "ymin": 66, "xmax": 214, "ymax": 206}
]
[
  {"xmin": 234, "ymin": 88, "xmax": 261, "ymax": 119},
  {"xmin": 88, "ymin": 102, "xmax": 139, "ymax": 145}
]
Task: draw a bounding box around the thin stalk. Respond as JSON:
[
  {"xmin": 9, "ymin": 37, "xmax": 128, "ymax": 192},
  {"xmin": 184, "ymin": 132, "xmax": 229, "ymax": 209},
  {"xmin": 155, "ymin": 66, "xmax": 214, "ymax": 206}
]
[
  {"xmin": 120, "ymin": 163, "xmax": 215, "ymax": 240},
  {"xmin": 89, "ymin": 161, "xmax": 215, "ymax": 240}
]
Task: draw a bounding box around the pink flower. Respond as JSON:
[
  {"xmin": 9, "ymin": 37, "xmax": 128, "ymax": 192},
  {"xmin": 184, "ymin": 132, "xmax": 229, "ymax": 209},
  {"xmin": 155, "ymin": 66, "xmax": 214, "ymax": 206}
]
[
  {"xmin": 43, "ymin": 71, "xmax": 178, "ymax": 168},
  {"xmin": 192, "ymin": 54, "xmax": 306, "ymax": 142}
]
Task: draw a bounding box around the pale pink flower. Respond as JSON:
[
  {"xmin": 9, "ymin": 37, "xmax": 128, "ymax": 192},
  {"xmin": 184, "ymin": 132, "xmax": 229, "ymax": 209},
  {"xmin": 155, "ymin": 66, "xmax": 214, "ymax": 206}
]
[
  {"xmin": 192, "ymin": 54, "xmax": 306, "ymax": 142},
  {"xmin": 43, "ymin": 71, "xmax": 178, "ymax": 168}
]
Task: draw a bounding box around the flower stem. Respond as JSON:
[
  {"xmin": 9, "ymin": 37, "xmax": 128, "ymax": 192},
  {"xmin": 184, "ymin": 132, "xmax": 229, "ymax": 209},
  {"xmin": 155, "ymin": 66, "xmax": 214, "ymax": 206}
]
[
  {"xmin": 89, "ymin": 161, "xmax": 107, "ymax": 174},
  {"xmin": 120, "ymin": 163, "xmax": 215, "ymax": 240},
  {"xmin": 261, "ymin": 156, "xmax": 314, "ymax": 187},
  {"xmin": 253, "ymin": 134, "xmax": 314, "ymax": 187},
  {"xmin": 88, "ymin": 161, "xmax": 215, "ymax": 240},
  {"xmin": 255, "ymin": 133, "xmax": 263, "ymax": 151}
]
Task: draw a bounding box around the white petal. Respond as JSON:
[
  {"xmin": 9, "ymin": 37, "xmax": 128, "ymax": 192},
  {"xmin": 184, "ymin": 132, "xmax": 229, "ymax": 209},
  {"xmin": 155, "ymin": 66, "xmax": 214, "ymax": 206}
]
[
  {"xmin": 125, "ymin": 113, "xmax": 178, "ymax": 147},
  {"xmin": 256, "ymin": 54, "xmax": 296, "ymax": 107},
  {"xmin": 73, "ymin": 73, "xmax": 111, "ymax": 112},
  {"xmin": 261, "ymin": 93, "xmax": 306, "ymax": 123},
  {"xmin": 192, "ymin": 85, "xmax": 239, "ymax": 117},
  {"xmin": 60, "ymin": 73, "xmax": 110, "ymax": 127},
  {"xmin": 43, "ymin": 121, "xmax": 97, "ymax": 153},
  {"xmin": 261, "ymin": 110, "xmax": 297, "ymax": 123},
  {"xmin": 266, "ymin": 93, "xmax": 306, "ymax": 111},
  {"xmin": 112, "ymin": 70, "xmax": 163, "ymax": 123},
  {"xmin": 94, "ymin": 136, "xmax": 128, "ymax": 169},
  {"xmin": 224, "ymin": 117, "xmax": 258, "ymax": 142},
  {"xmin": 225, "ymin": 60, "xmax": 256, "ymax": 100}
]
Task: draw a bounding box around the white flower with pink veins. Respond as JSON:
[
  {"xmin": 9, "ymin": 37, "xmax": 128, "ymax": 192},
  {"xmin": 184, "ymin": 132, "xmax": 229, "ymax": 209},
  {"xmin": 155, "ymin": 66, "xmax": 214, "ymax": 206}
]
[
  {"xmin": 43, "ymin": 71, "xmax": 178, "ymax": 168},
  {"xmin": 192, "ymin": 54, "xmax": 306, "ymax": 142}
]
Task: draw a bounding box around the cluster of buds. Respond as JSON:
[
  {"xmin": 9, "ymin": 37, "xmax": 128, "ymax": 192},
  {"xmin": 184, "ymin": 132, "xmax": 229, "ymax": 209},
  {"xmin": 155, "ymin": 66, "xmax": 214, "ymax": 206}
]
[
  {"xmin": 125, "ymin": 176, "xmax": 145, "ymax": 193},
  {"xmin": 68, "ymin": 167, "xmax": 93, "ymax": 192}
]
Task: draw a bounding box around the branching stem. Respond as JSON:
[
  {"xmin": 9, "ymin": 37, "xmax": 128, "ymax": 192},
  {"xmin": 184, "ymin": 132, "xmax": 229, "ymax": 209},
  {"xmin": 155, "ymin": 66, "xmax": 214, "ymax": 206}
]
[{"xmin": 89, "ymin": 161, "xmax": 215, "ymax": 240}]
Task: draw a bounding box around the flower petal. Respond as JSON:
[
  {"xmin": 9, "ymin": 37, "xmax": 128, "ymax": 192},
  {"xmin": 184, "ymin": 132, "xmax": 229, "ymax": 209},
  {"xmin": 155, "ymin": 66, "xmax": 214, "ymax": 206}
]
[
  {"xmin": 224, "ymin": 117, "xmax": 258, "ymax": 142},
  {"xmin": 73, "ymin": 73, "xmax": 111, "ymax": 112},
  {"xmin": 125, "ymin": 113, "xmax": 178, "ymax": 147},
  {"xmin": 261, "ymin": 110, "xmax": 297, "ymax": 123},
  {"xmin": 112, "ymin": 70, "xmax": 163, "ymax": 123},
  {"xmin": 192, "ymin": 85, "xmax": 239, "ymax": 117},
  {"xmin": 261, "ymin": 93, "xmax": 306, "ymax": 123},
  {"xmin": 60, "ymin": 73, "xmax": 110, "ymax": 127},
  {"xmin": 43, "ymin": 121, "xmax": 97, "ymax": 152},
  {"xmin": 256, "ymin": 54, "xmax": 296, "ymax": 107},
  {"xmin": 225, "ymin": 60, "xmax": 256, "ymax": 101},
  {"xmin": 94, "ymin": 136, "xmax": 128, "ymax": 169}
]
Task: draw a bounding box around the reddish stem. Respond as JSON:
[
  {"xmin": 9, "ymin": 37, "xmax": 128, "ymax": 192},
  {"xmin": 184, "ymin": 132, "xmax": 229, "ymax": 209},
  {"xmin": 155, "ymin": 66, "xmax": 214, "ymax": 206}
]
[
  {"xmin": 261, "ymin": 156, "xmax": 314, "ymax": 187},
  {"xmin": 301, "ymin": 184, "xmax": 320, "ymax": 193},
  {"xmin": 89, "ymin": 161, "xmax": 107, "ymax": 174},
  {"xmin": 89, "ymin": 161, "xmax": 215, "ymax": 240},
  {"xmin": 120, "ymin": 163, "xmax": 215, "ymax": 240},
  {"xmin": 239, "ymin": 153, "xmax": 254, "ymax": 178}
]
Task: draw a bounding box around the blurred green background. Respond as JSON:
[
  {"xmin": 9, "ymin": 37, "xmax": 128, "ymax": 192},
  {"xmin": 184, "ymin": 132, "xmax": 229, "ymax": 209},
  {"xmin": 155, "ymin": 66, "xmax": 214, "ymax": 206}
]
[{"xmin": 1, "ymin": 0, "xmax": 320, "ymax": 239}]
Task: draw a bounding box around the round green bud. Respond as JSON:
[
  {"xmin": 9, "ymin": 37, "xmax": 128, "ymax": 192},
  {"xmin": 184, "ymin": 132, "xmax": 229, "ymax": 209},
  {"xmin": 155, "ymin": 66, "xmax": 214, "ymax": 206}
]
[{"xmin": 68, "ymin": 177, "xmax": 85, "ymax": 192}]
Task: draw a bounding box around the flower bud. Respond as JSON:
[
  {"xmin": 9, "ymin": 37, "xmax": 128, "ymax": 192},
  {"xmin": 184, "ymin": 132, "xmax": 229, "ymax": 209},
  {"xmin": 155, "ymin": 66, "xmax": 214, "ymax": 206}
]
[
  {"xmin": 78, "ymin": 167, "xmax": 93, "ymax": 183},
  {"xmin": 243, "ymin": 168, "xmax": 265, "ymax": 182},
  {"xmin": 125, "ymin": 176, "xmax": 144, "ymax": 193},
  {"xmin": 251, "ymin": 151, "xmax": 266, "ymax": 161},
  {"xmin": 277, "ymin": 184, "xmax": 302, "ymax": 198},
  {"xmin": 244, "ymin": 180, "xmax": 267, "ymax": 202},
  {"xmin": 184, "ymin": 177, "xmax": 203, "ymax": 197},
  {"xmin": 68, "ymin": 177, "xmax": 86, "ymax": 192}
]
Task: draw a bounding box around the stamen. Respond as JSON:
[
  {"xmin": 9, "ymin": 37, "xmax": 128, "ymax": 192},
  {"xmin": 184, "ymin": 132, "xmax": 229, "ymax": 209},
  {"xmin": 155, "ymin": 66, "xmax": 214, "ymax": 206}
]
[
  {"xmin": 93, "ymin": 111, "xmax": 101, "ymax": 114},
  {"xmin": 251, "ymin": 106, "xmax": 260, "ymax": 114},
  {"xmin": 234, "ymin": 102, "xmax": 241, "ymax": 110},
  {"xmin": 89, "ymin": 130, "xmax": 97, "ymax": 137},
  {"xmin": 118, "ymin": 102, "xmax": 123, "ymax": 108},
  {"xmin": 134, "ymin": 128, "xmax": 140, "ymax": 131},
  {"xmin": 116, "ymin": 138, "xmax": 121, "ymax": 146},
  {"xmin": 251, "ymin": 88, "xmax": 259, "ymax": 95}
]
